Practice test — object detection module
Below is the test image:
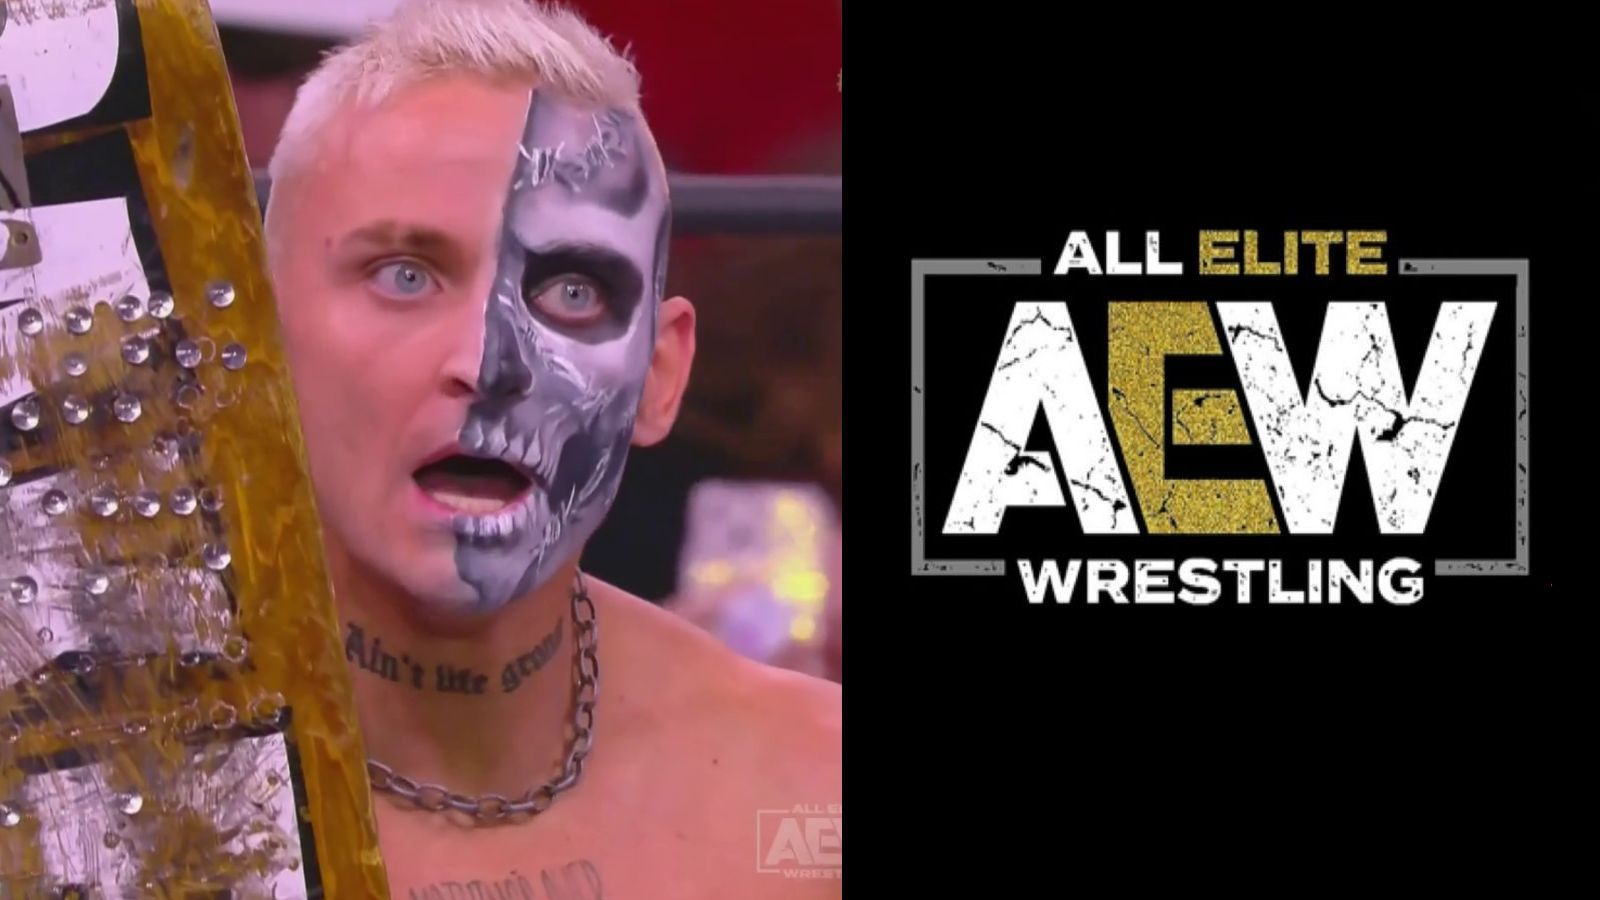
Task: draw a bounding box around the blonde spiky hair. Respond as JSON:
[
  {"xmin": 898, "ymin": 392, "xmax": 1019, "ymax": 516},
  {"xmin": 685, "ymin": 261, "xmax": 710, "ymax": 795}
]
[{"xmin": 265, "ymin": 0, "xmax": 640, "ymax": 223}]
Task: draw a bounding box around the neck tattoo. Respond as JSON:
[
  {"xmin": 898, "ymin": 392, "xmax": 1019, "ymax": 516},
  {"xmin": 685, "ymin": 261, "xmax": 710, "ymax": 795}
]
[
  {"xmin": 365, "ymin": 572, "xmax": 599, "ymax": 824},
  {"xmin": 345, "ymin": 616, "xmax": 564, "ymax": 694}
]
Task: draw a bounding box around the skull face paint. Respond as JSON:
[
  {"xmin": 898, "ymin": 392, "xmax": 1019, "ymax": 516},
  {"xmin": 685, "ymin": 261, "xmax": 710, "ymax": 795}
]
[{"xmin": 451, "ymin": 91, "xmax": 671, "ymax": 610}]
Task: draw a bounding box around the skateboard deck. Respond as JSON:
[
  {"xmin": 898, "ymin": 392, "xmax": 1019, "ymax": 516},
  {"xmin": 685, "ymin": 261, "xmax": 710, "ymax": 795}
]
[{"xmin": 1, "ymin": 1, "xmax": 388, "ymax": 896}]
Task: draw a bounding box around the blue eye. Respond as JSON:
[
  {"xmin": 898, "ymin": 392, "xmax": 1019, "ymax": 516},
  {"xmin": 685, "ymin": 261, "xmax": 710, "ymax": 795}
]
[
  {"xmin": 560, "ymin": 282, "xmax": 596, "ymax": 311},
  {"xmin": 370, "ymin": 261, "xmax": 436, "ymax": 299},
  {"xmin": 529, "ymin": 276, "xmax": 608, "ymax": 326}
]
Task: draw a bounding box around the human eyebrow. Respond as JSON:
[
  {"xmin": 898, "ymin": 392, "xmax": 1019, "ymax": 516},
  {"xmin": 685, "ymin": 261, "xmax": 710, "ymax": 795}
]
[{"xmin": 330, "ymin": 220, "xmax": 469, "ymax": 273}]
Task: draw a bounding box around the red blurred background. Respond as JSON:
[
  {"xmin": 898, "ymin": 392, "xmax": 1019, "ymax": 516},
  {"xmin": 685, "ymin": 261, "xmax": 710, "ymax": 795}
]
[{"xmin": 226, "ymin": 0, "xmax": 842, "ymax": 175}]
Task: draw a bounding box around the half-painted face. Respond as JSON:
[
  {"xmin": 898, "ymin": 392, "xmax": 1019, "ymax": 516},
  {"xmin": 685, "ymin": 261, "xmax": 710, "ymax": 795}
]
[
  {"xmin": 448, "ymin": 95, "xmax": 671, "ymax": 607},
  {"xmin": 271, "ymin": 77, "xmax": 669, "ymax": 616}
]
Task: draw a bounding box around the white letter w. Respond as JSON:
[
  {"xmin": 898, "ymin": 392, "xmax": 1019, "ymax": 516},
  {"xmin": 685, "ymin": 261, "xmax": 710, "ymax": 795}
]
[{"xmin": 1217, "ymin": 301, "xmax": 1495, "ymax": 534}]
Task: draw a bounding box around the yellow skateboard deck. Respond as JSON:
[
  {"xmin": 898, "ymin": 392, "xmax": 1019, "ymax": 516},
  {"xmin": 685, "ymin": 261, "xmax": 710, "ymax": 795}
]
[{"xmin": 2, "ymin": 1, "xmax": 388, "ymax": 896}]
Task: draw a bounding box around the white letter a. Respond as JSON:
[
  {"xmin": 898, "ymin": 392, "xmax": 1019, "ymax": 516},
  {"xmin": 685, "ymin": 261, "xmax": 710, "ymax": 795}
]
[
  {"xmin": 1054, "ymin": 231, "xmax": 1103, "ymax": 274},
  {"xmin": 944, "ymin": 302, "xmax": 1136, "ymax": 535}
]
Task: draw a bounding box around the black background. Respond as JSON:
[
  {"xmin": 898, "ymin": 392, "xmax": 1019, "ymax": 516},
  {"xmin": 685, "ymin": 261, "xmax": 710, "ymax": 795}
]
[{"xmin": 844, "ymin": 11, "xmax": 1583, "ymax": 889}]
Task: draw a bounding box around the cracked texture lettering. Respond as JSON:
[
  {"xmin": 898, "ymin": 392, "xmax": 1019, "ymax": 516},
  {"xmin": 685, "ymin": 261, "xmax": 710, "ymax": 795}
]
[
  {"xmin": 943, "ymin": 302, "xmax": 1135, "ymax": 535},
  {"xmin": 1171, "ymin": 389, "xmax": 1252, "ymax": 445},
  {"xmin": 1217, "ymin": 300, "xmax": 1495, "ymax": 534},
  {"xmin": 1108, "ymin": 301, "xmax": 1279, "ymax": 534}
]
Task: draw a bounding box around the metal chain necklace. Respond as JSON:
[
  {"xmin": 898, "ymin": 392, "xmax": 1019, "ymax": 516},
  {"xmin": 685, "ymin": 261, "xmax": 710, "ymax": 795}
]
[{"xmin": 365, "ymin": 572, "xmax": 600, "ymax": 824}]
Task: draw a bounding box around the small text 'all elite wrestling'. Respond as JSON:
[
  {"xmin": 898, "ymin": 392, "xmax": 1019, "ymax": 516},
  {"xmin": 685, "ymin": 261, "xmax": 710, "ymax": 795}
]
[{"xmin": 911, "ymin": 230, "xmax": 1531, "ymax": 606}]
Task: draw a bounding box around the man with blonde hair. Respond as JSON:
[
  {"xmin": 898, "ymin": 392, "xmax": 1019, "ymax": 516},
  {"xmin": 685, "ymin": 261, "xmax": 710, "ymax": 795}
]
[{"xmin": 263, "ymin": 1, "xmax": 840, "ymax": 894}]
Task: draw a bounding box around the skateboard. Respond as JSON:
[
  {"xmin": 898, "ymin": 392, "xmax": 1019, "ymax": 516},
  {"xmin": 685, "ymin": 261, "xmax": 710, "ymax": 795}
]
[{"xmin": 1, "ymin": 2, "xmax": 387, "ymax": 896}]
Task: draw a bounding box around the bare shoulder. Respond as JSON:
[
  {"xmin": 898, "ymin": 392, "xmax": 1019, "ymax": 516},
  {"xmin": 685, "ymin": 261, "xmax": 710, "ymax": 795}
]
[
  {"xmin": 575, "ymin": 580, "xmax": 842, "ymax": 896},
  {"xmin": 591, "ymin": 578, "xmax": 841, "ymax": 788},
  {"xmin": 593, "ymin": 580, "xmax": 838, "ymax": 723},
  {"xmin": 718, "ymin": 648, "xmax": 842, "ymax": 792}
]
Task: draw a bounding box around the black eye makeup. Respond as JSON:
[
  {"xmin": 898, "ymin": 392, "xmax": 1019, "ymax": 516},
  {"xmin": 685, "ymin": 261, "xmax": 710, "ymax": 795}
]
[
  {"xmin": 518, "ymin": 244, "xmax": 644, "ymax": 335},
  {"xmin": 526, "ymin": 275, "xmax": 608, "ymax": 327}
]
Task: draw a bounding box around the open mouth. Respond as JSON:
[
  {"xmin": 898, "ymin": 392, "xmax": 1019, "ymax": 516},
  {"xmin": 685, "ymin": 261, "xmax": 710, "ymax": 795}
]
[{"xmin": 413, "ymin": 455, "xmax": 534, "ymax": 516}]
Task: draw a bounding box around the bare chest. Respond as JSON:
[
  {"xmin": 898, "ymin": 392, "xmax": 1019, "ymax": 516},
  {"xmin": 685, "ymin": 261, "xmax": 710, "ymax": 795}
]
[
  {"xmin": 374, "ymin": 795, "xmax": 776, "ymax": 900},
  {"xmin": 385, "ymin": 850, "xmax": 767, "ymax": 900}
]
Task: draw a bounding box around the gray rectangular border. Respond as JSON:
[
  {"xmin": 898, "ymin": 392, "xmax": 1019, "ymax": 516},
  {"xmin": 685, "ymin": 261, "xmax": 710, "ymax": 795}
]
[
  {"xmin": 1399, "ymin": 259, "xmax": 1529, "ymax": 576},
  {"xmin": 911, "ymin": 259, "xmax": 1040, "ymax": 576},
  {"xmin": 912, "ymin": 257, "xmax": 1526, "ymax": 577}
]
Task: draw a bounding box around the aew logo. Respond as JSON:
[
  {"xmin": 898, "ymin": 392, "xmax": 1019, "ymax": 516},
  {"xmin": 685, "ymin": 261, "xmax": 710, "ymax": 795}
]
[
  {"xmin": 757, "ymin": 805, "xmax": 842, "ymax": 879},
  {"xmin": 948, "ymin": 297, "xmax": 1484, "ymax": 537},
  {"xmin": 910, "ymin": 251, "xmax": 1530, "ymax": 605}
]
